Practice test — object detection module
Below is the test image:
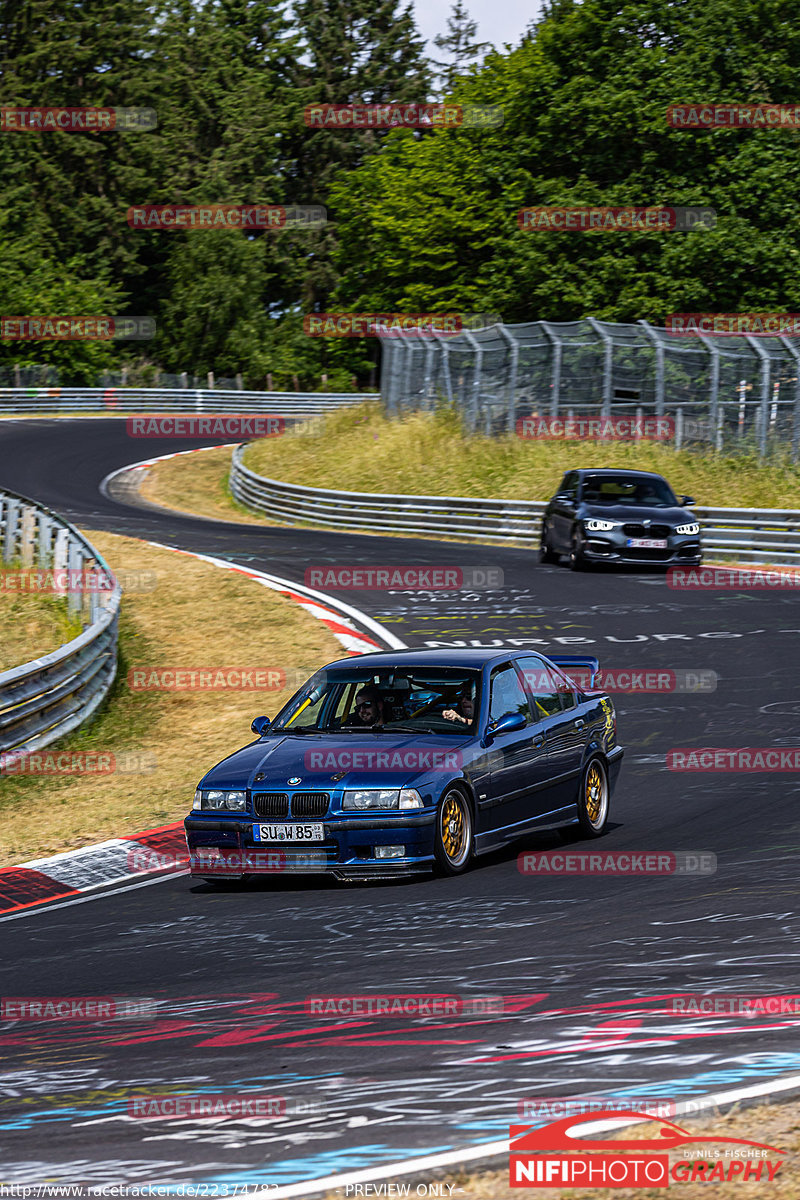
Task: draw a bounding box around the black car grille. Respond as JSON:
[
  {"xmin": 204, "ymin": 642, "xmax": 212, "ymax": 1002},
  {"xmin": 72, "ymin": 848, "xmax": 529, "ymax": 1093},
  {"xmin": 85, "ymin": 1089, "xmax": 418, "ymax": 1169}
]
[
  {"xmin": 622, "ymin": 523, "xmax": 671, "ymax": 538},
  {"xmin": 291, "ymin": 792, "xmax": 330, "ymax": 817},
  {"xmin": 253, "ymin": 792, "xmax": 289, "ymax": 817}
]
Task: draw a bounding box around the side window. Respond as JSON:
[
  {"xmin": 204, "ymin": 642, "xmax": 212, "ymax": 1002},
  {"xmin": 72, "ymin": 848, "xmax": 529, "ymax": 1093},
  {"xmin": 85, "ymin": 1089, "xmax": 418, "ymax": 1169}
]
[
  {"xmin": 516, "ymin": 656, "xmax": 567, "ymax": 718},
  {"xmin": 562, "ymin": 471, "xmax": 578, "ymax": 500},
  {"xmin": 489, "ymin": 665, "xmax": 532, "ymax": 725}
]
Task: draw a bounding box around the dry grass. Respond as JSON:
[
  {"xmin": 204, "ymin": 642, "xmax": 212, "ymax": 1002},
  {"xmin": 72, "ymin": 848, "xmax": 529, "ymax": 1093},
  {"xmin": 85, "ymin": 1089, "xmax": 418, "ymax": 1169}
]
[
  {"xmin": 0, "ymin": 531, "xmax": 341, "ymax": 865},
  {"xmin": 0, "ymin": 568, "xmax": 82, "ymax": 672},
  {"xmin": 321, "ymin": 1099, "xmax": 800, "ymax": 1200},
  {"xmin": 137, "ymin": 446, "xmax": 266, "ymax": 526},
  {"xmin": 243, "ymin": 403, "xmax": 800, "ymax": 508}
]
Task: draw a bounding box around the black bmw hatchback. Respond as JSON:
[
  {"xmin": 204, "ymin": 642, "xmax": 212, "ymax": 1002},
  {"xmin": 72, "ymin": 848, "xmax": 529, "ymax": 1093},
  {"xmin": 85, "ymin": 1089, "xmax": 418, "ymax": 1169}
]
[{"xmin": 540, "ymin": 468, "xmax": 702, "ymax": 570}]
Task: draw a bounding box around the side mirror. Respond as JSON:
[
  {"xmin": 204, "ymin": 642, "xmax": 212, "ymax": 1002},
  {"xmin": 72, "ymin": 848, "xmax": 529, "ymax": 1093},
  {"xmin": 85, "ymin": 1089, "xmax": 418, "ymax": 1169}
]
[
  {"xmin": 681, "ymin": 495, "xmax": 695, "ymax": 506},
  {"xmin": 251, "ymin": 715, "xmax": 271, "ymax": 736},
  {"xmin": 484, "ymin": 711, "xmax": 527, "ymax": 743}
]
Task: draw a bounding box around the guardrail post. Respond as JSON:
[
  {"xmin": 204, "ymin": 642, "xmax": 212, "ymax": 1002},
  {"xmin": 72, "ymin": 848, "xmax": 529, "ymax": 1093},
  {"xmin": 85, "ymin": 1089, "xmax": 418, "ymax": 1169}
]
[
  {"xmin": 779, "ymin": 336, "xmax": 800, "ymax": 463},
  {"xmin": 208, "ymin": 371, "xmax": 215, "ymax": 390},
  {"xmin": 3, "ymin": 498, "xmax": 20, "ymax": 562},
  {"xmin": 541, "ymin": 323, "xmax": 563, "ymax": 417},
  {"xmin": 497, "ymin": 324, "xmax": 519, "ymax": 433},
  {"xmin": 637, "ymin": 320, "xmax": 665, "ymax": 416},
  {"xmin": 20, "ymin": 505, "xmax": 36, "ymax": 566},
  {"xmin": 462, "ymin": 331, "xmax": 483, "ymax": 433},
  {"xmin": 66, "ymin": 539, "xmax": 82, "ymax": 617},
  {"xmin": 37, "ymin": 513, "xmax": 53, "ymax": 566},
  {"xmin": 745, "ymin": 335, "xmax": 770, "ymax": 457},
  {"xmin": 587, "ymin": 318, "xmax": 613, "ymax": 417},
  {"xmin": 53, "ymin": 527, "xmax": 69, "ymax": 592}
]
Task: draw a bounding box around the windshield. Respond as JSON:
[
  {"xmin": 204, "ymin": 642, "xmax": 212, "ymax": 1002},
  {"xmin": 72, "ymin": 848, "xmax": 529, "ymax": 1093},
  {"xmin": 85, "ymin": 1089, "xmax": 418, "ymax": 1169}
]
[
  {"xmin": 272, "ymin": 667, "xmax": 481, "ymax": 735},
  {"xmin": 581, "ymin": 474, "xmax": 677, "ymax": 507}
]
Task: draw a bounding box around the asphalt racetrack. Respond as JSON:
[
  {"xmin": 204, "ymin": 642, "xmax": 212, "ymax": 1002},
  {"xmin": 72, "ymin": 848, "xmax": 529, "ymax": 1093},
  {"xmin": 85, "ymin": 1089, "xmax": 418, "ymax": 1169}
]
[{"xmin": 1, "ymin": 419, "xmax": 799, "ymax": 1188}]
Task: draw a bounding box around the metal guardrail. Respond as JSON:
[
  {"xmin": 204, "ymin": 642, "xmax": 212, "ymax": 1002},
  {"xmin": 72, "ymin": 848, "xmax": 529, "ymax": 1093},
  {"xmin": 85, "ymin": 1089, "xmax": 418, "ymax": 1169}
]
[
  {"xmin": 0, "ymin": 490, "xmax": 120, "ymax": 758},
  {"xmin": 0, "ymin": 387, "xmax": 375, "ymax": 416},
  {"xmin": 230, "ymin": 446, "xmax": 800, "ymax": 564}
]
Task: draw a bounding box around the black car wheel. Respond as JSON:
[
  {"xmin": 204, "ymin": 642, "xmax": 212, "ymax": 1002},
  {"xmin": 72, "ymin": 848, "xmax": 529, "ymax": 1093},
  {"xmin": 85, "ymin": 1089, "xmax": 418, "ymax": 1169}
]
[
  {"xmin": 539, "ymin": 525, "xmax": 558, "ymax": 564},
  {"xmin": 569, "ymin": 529, "xmax": 587, "ymax": 571},
  {"xmin": 434, "ymin": 787, "xmax": 473, "ymax": 875},
  {"xmin": 576, "ymin": 757, "xmax": 609, "ymax": 837}
]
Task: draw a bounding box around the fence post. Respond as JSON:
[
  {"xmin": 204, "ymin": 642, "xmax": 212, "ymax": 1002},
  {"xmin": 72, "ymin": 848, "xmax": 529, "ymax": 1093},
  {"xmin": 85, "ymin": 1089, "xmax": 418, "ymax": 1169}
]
[
  {"xmin": 462, "ymin": 331, "xmax": 483, "ymax": 434},
  {"xmin": 587, "ymin": 318, "xmax": 613, "ymax": 417},
  {"xmin": 498, "ymin": 324, "xmax": 519, "ymax": 433},
  {"xmin": 675, "ymin": 406, "xmax": 684, "ymax": 450},
  {"xmin": 745, "ymin": 335, "xmax": 770, "ymax": 457},
  {"xmin": 698, "ymin": 332, "xmax": 720, "ymax": 450},
  {"xmin": 207, "ymin": 371, "xmax": 215, "ymax": 390},
  {"xmin": 637, "ymin": 320, "xmax": 665, "ymax": 416},
  {"xmin": 780, "ymin": 336, "xmax": 800, "ymax": 463},
  {"xmin": 236, "ymin": 373, "xmax": 243, "ymax": 391},
  {"xmin": 180, "ymin": 372, "xmax": 188, "ymax": 388},
  {"xmin": 541, "ymin": 322, "xmax": 563, "ymax": 417}
]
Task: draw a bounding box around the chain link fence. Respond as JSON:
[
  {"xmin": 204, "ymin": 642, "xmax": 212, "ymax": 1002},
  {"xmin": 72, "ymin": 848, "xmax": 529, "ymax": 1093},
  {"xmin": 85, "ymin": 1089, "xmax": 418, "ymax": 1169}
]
[{"xmin": 380, "ymin": 320, "xmax": 800, "ymax": 459}]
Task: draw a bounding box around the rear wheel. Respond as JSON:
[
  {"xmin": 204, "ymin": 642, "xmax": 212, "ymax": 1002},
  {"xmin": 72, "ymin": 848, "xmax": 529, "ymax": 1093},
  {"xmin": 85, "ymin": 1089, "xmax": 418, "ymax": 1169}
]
[
  {"xmin": 539, "ymin": 524, "xmax": 558, "ymax": 564},
  {"xmin": 576, "ymin": 757, "xmax": 609, "ymax": 837},
  {"xmin": 434, "ymin": 788, "xmax": 473, "ymax": 875}
]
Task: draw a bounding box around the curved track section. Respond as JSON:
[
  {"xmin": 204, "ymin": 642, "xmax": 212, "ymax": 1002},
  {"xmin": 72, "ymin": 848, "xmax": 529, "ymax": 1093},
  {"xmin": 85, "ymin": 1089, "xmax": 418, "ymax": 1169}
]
[{"xmin": 1, "ymin": 419, "xmax": 799, "ymax": 1188}]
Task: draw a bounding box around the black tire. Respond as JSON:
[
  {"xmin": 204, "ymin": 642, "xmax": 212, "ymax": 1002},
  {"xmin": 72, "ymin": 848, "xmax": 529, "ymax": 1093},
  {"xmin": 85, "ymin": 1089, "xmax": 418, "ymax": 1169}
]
[
  {"xmin": 575, "ymin": 757, "xmax": 610, "ymax": 838},
  {"xmin": 539, "ymin": 524, "xmax": 558, "ymax": 564},
  {"xmin": 569, "ymin": 529, "xmax": 587, "ymax": 572},
  {"xmin": 434, "ymin": 787, "xmax": 474, "ymax": 875}
]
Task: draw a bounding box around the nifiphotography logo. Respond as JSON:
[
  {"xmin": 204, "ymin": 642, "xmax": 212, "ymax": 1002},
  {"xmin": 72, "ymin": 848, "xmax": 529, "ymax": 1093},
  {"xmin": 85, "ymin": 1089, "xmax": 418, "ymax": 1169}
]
[{"xmin": 509, "ymin": 1111, "xmax": 785, "ymax": 1187}]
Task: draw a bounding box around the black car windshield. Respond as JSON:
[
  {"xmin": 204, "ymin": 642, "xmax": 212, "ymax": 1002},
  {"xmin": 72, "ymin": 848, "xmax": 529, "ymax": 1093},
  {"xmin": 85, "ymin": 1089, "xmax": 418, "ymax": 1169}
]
[
  {"xmin": 581, "ymin": 474, "xmax": 677, "ymax": 507},
  {"xmin": 272, "ymin": 667, "xmax": 481, "ymax": 734}
]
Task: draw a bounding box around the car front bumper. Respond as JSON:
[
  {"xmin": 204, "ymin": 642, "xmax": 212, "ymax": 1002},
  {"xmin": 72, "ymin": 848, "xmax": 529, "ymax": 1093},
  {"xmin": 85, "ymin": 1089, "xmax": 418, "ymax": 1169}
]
[
  {"xmin": 184, "ymin": 811, "xmax": 437, "ymax": 880},
  {"xmin": 581, "ymin": 534, "xmax": 701, "ymax": 566}
]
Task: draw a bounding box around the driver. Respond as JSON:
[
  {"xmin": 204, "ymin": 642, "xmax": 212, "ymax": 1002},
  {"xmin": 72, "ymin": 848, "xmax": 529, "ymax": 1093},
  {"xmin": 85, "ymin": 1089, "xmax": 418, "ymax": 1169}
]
[
  {"xmin": 344, "ymin": 686, "xmax": 385, "ymax": 727},
  {"xmin": 442, "ymin": 683, "xmax": 475, "ymax": 726}
]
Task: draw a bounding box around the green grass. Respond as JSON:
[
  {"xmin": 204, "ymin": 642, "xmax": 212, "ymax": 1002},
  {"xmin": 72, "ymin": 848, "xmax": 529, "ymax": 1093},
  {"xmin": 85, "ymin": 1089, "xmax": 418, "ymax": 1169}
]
[
  {"xmin": 242, "ymin": 402, "xmax": 800, "ymax": 508},
  {"xmin": 0, "ymin": 563, "xmax": 83, "ymax": 672}
]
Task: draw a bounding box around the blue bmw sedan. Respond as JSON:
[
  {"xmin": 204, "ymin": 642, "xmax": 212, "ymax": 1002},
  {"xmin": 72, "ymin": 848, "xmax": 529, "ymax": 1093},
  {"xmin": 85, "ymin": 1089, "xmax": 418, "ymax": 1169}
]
[{"xmin": 184, "ymin": 648, "xmax": 624, "ymax": 882}]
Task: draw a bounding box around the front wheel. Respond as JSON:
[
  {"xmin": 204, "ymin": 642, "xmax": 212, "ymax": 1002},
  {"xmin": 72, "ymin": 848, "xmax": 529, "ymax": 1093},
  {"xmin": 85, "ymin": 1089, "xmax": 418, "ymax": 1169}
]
[
  {"xmin": 576, "ymin": 757, "xmax": 609, "ymax": 837},
  {"xmin": 434, "ymin": 788, "xmax": 473, "ymax": 875},
  {"xmin": 569, "ymin": 529, "xmax": 587, "ymax": 571},
  {"xmin": 539, "ymin": 524, "xmax": 558, "ymax": 564}
]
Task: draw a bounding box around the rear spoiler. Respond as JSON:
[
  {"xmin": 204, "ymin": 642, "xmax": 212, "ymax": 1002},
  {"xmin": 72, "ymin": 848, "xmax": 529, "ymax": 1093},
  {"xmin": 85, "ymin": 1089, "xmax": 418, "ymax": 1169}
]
[{"xmin": 544, "ymin": 654, "xmax": 600, "ymax": 689}]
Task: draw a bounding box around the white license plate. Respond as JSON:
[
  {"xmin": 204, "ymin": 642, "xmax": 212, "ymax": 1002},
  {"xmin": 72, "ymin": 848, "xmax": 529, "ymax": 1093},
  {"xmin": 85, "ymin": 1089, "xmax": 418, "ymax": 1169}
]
[
  {"xmin": 253, "ymin": 823, "xmax": 324, "ymax": 842},
  {"xmin": 627, "ymin": 538, "xmax": 668, "ymax": 548}
]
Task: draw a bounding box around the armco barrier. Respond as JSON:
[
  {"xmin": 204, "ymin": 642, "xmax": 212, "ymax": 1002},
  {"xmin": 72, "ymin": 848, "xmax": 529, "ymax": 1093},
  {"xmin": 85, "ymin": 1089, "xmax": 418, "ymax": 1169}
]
[
  {"xmin": 230, "ymin": 446, "xmax": 800, "ymax": 564},
  {"xmin": 0, "ymin": 387, "xmax": 374, "ymax": 416},
  {"xmin": 0, "ymin": 490, "xmax": 120, "ymax": 757}
]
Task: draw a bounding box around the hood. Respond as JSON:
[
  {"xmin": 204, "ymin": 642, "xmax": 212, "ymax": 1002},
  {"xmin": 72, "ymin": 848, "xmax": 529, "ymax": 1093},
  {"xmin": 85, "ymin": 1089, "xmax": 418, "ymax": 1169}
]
[
  {"xmin": 579, "ymin": 503, "xmax": 693, "ymax": 524},
  {"xmin": 198, "ymin": 731, "xmax": 471, "ymax": 791}
]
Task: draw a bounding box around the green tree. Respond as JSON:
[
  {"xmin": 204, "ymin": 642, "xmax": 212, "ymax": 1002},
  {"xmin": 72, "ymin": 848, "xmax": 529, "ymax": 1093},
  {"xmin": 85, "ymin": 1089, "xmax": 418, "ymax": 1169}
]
[{"xmin": 432, "ymin": 0, "xmax": 491, "ymax": 95}]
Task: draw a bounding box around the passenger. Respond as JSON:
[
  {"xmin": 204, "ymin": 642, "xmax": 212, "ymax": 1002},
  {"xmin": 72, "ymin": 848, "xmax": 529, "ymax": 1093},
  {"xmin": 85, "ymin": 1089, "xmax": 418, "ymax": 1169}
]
[
  {"xmin": 345, "ymin": 686, "xmax": 385, "ymax": 727},
  {"xmin": 442, "ymin": 684, "xmax": 475, "ymax": 726}
]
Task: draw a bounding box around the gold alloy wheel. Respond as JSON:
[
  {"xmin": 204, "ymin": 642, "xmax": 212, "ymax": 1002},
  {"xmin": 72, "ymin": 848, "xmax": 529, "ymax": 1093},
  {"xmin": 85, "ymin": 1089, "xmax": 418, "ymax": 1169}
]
[
  {"xmin": 584, "ymin": 761, "xmax": 607, "ymax": 828},
  {"xmin": 439, "ymin": 790, "xmax": 471, "ymax": 868}
]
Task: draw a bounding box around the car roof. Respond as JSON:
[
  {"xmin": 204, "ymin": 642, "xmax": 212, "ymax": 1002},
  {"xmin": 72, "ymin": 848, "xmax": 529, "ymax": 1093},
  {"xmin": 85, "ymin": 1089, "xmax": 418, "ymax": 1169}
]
[
  {"xmin": 319, "ymin": 647, "xmax": 529, "ymax": 671},
  {"xmin": 574, "ymin": 468, "xmax": 667, "ymax": 480}
]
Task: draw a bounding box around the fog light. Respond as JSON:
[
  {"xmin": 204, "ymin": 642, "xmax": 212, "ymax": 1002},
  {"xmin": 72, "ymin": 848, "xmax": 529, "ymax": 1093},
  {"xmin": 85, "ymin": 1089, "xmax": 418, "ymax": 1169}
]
[
  {"xmin": 194, "ymin": 846, "xmax": 221, "ymax": 859},
  {"xmin": 374, "ymin": 845, "xmax": 404, "ymax": 858}
]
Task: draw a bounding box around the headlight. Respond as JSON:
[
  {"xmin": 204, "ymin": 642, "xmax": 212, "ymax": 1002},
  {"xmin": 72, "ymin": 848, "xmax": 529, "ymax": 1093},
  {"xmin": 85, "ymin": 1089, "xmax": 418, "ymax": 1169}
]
[
  {"xmin": 197, "ymin": 790, "xmax": 247, "ymax": 811},
  {"xmin": 675, "ymin": 522, "xmax": 700, "ymax": 536},
  {"xmin": 584, "ymin": 519, "xmax": 616, "ymax": 532},
  {"xmin": 343, "ymin": 789, "xmax": 400, "ymax": 810}
]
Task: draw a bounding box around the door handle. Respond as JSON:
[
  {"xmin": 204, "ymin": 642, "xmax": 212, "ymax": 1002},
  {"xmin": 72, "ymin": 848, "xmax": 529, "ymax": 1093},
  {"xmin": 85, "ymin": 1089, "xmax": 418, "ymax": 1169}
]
[
  {"xmin": 575, "ymin": 719, "xmax": 585, "ymax": 731},
  {"xmin": 532, "ymin": 734, "xmax": 545, "ymax": 749}
]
